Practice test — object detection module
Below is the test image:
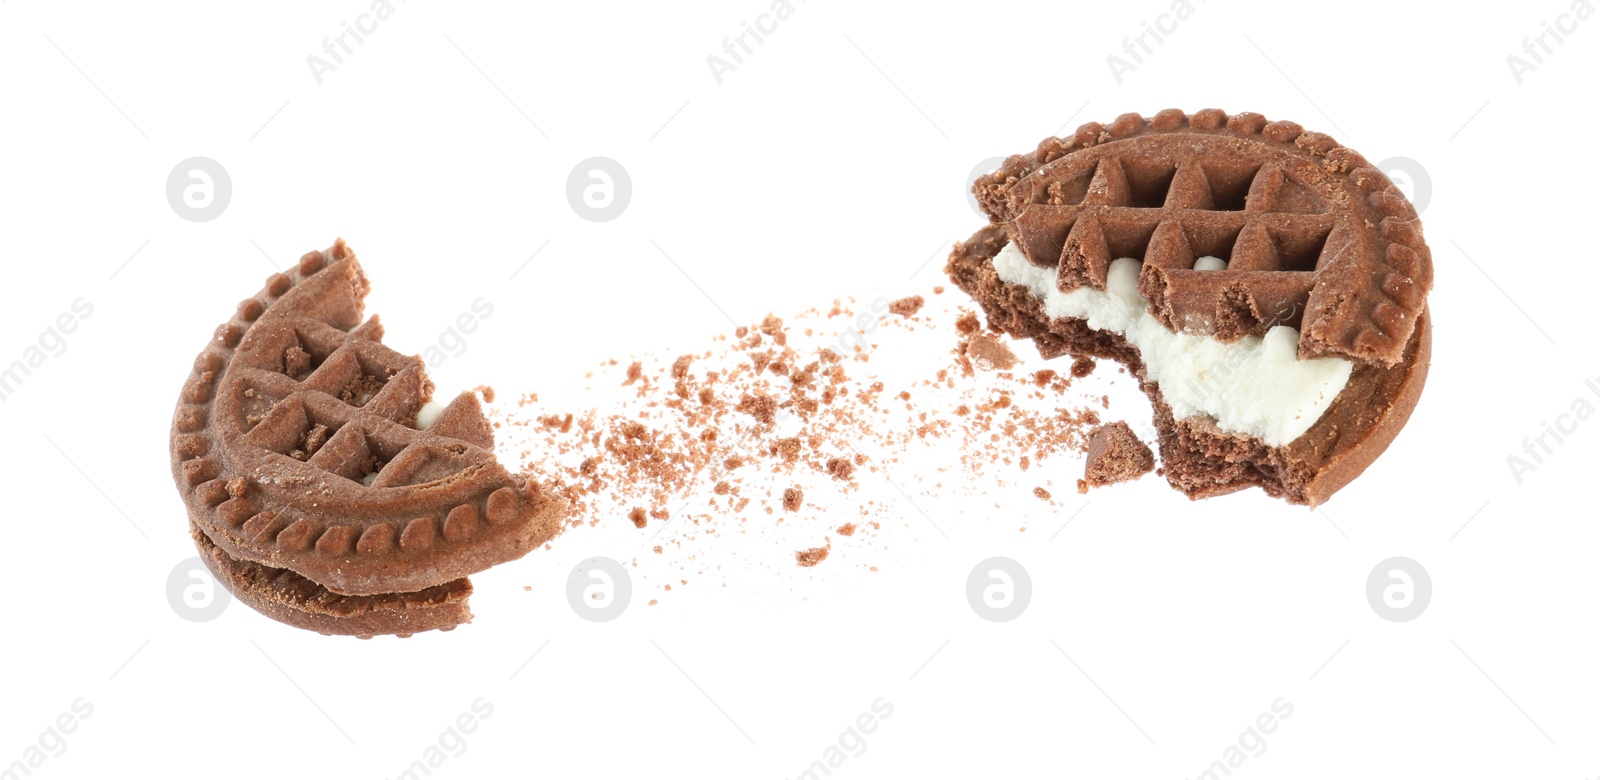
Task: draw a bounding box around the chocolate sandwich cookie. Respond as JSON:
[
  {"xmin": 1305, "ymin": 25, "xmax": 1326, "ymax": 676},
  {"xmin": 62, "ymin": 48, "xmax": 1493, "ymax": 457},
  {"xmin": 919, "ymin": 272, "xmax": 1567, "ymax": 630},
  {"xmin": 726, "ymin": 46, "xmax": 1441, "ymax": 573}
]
[
  {"xmin": 949, "ymin": 109, "xmax": 1432, "ymax": 506},
  {"xmin": 170, "ymin": 239, "xmax": 565, "ymax": 636}
]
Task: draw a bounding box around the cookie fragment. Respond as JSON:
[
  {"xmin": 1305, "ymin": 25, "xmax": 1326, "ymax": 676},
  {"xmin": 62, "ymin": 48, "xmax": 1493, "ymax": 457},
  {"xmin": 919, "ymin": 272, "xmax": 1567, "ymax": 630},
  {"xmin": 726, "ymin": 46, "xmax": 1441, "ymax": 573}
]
[
  {"xmin": 949, "ymin": 109, "xmax": 1433, "ymax": 506},
  {"xmin": 1081, "ymin": 422, "xmax": 1155, "ymax": 490},
  {"xmin": 171, "ymin": 239, "xmax": 566, "ymax": 637}
]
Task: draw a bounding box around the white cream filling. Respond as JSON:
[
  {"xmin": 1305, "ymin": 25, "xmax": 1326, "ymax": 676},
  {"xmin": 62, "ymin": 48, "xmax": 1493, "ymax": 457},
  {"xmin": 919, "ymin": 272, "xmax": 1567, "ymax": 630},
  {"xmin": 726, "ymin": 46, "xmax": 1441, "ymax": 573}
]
[
  {"xmin": 991, "ymin": 241, "xmax": 1352, "ymax": 447},
  {"xmin": 414, "ymin": 400, "xmax": 447, "ymax": 430}
]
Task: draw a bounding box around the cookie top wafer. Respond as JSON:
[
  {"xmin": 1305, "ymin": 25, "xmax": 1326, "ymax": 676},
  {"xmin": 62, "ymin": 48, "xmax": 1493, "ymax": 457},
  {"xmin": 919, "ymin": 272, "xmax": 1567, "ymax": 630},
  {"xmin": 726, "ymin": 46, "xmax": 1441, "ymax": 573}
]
[
  {"xmin": 171, "ymin": 240, "xmax": 561, "ymax": 597},
  {"xmin": 973, "ymin": 108, "xmax": 1432, "ymax": 367}
]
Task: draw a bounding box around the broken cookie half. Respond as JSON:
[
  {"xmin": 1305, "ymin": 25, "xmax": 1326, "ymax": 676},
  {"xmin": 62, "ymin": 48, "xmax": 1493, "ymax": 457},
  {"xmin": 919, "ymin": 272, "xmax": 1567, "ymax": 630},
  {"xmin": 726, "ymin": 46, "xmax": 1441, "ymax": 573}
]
[
  {"xmin": 948, "ymin": 109, "xmax": 1432, "ymax": 507},
  {"xmin": 170, "ymin": 240, "xmax": 565, "ymax": 637}
]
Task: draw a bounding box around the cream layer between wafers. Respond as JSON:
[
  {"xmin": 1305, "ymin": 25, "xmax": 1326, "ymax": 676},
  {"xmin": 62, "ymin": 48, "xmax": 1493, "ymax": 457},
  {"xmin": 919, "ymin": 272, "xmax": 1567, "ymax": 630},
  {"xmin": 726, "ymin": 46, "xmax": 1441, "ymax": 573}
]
[{"xmin": 991, "ymin": 241, "xmax": 1352, "ymax": 447}]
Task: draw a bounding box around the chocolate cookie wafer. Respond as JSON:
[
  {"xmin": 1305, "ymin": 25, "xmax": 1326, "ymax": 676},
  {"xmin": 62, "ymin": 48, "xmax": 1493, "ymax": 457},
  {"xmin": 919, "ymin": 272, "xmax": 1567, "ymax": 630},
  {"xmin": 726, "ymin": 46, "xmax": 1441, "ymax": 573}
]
[
  {"xmin": 170, "ymin": 239, "xmax": 564, "ymax": 636},
  {"xmin": 949, "ymin": 109, "xmax": 1432, "ymax": 506},
  {"xmin": 191, "ymin": 518, "xmax": 473, "ymax": 637}
]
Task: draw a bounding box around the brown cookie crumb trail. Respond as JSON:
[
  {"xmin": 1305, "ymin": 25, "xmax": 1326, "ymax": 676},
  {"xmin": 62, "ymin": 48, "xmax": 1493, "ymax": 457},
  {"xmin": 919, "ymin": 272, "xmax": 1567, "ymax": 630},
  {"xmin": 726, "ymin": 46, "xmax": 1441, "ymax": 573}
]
[
  {"xmin": 1070, "ymin": 356, "xmax": 1096, "ymax": 377},
  {"xmin": 1082, "ymin": 421, "xmax": 1155, "ymax": 490},
  {"xmin": 795, "ymin": 544, "xmax": 830, "ymax": 567},
  {"xmin": 1033, "ymin": 487, "xmax": 1051, "ymax": 501},
  {"xmin": 628, "ymin": 507, "xmax": 648, "ymax": 529},
  {"xmin": 493, "ymin": 276, "xmax": 1133, "ymax": 599},
  {"xmin": 623, "ymin": 361, "xmax": 643, "ymax": 386},
  {"xmin": 889, "ymin": 295, "xmax": 925, "ymax": 317},
  {"xmin": 965, "ymin": 332, "xmax": 1017, "ymax": 371}
]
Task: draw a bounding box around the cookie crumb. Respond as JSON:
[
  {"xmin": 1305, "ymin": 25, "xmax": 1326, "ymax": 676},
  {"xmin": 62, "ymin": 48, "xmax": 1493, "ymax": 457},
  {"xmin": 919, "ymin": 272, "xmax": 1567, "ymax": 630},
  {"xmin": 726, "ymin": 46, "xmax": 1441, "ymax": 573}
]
[
  {"xmin": 283, "ymin": 346, "xmax": 312, "ymax": 378},
  {"xmin": 737, "ymin": 391, "xmax": 778, "ymax": 425},
  {"xmin": 826, "ymin": 457, "xmax": 855, "ymax": 481},
  {"xmin": 795, "ymin": 544, "xmax": 830, "ymax": 567},
  {"xmin": 889, "ymin": 295, "xmax": 925, "ymax": 317},
  {"xmin": 965, "ymin": 332, "xmax": 1018, "ymax": 370}
]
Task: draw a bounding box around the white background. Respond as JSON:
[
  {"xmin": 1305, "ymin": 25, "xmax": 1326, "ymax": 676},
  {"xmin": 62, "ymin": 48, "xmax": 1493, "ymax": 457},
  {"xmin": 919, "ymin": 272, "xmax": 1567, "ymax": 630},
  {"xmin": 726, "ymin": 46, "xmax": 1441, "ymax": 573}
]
[{"xmin": 2, "ymin": 0, "xmax": 1598, "ymax": 777}]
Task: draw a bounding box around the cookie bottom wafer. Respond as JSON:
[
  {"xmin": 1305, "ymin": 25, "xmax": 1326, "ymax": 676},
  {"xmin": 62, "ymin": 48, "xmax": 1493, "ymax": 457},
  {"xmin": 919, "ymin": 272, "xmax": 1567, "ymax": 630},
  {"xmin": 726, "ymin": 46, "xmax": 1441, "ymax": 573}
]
[{"xmin": 191, "ymin": 520, "xmax": 472, "ymax": 638}]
